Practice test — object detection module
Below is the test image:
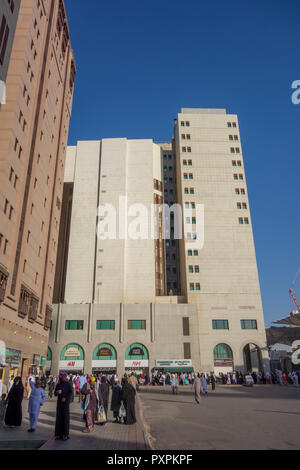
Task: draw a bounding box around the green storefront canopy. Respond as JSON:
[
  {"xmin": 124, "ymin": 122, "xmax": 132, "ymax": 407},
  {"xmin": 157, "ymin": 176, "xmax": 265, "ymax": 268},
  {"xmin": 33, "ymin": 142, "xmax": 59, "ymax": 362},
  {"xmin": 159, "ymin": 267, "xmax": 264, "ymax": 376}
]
[{"xmin": 159, "ymin": 367, "xmax": 194, "ymax": 373}]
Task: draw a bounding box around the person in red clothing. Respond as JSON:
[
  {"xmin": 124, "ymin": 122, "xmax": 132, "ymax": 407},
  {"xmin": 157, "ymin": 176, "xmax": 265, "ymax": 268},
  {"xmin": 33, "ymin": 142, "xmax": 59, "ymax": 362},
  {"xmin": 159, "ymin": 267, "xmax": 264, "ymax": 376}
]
[{"xmin": 282, "ymin": 373, "xmax": 288, "ymax": 386}]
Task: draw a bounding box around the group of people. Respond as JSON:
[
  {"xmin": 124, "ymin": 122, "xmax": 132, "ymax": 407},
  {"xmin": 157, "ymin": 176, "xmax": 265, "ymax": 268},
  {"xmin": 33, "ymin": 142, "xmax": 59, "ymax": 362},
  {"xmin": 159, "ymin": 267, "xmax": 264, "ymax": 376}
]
[{"xmin": 0, "ymin": 371, "xmax": 139, "ymax": 441}]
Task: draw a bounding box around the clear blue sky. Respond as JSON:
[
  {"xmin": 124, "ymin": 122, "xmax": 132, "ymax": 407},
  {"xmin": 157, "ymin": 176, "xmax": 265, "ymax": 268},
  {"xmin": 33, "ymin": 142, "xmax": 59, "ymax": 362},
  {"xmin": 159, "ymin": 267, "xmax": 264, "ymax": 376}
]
[{"xmin": 65, "ymin": 0, "xmax": 300, "ymax": 327}]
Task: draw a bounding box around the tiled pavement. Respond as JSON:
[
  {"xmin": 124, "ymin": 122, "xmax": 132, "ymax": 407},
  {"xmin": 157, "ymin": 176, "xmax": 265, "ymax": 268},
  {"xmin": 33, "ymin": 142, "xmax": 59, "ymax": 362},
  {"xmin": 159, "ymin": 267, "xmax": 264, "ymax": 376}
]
[{"xmin": 0, "ymin": 393, "xmax": 150, "ymax": 450}]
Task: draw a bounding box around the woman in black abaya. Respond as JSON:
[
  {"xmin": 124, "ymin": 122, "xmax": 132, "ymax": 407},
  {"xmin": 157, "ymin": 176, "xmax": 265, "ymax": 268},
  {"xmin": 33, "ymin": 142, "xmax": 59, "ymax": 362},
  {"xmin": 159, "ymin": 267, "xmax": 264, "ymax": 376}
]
[
  {"xmin": 121, "ymin": 379, "xmax": 136, "ymax": 425},
  {"xmin": 5, "ymin": 376, "xmax": 24, "ymax": 427}
]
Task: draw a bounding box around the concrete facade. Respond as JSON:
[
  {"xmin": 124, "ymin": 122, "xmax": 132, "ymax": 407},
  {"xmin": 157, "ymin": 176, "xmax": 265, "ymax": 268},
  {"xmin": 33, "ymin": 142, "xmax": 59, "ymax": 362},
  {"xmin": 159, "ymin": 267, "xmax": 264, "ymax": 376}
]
[
  {"xmin": 0, "ymin": 0, "xmax": 21, "ymax": 89},
  {"xmin": 47, "ymin": 301, "xmax": 200, "ymax": 377},
  {"xmin": 50, "ymin": 108, "xmax": 269, "ymax": 376},
  {"xmin": 174, "ymin": 108, "xmax": 269, "ymax": 373},
  {"xmin": 55, "ymin": 138, "xmax": 165, "ymax": 306},
  {"xmin": 0, "ymin": 0, "xmax": 75, "ymax": 382}
]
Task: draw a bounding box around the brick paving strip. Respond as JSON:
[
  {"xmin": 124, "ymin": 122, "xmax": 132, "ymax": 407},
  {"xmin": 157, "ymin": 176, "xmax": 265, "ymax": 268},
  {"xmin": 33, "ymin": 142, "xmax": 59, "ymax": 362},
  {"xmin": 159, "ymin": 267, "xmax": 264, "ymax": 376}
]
[
  {"xmin": 40, "ymin": 393, "xmax": 151, "ymax": 451},
  {"xmin": 0, "ymin": 393, "xmax": 152, "ymax": 451}
]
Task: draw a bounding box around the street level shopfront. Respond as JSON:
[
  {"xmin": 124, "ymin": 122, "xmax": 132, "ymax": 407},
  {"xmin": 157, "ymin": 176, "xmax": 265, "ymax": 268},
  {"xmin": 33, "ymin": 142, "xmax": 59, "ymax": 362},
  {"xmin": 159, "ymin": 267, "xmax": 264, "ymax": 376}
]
[
  {"xmin": 0, "ymin": 346, "xmax": 22, "ymax": 382},
  {"xmin": 59, "ymin": 344, "xmax": 84, "ymax": 374},
  {"xmin": 124, "ymin": 344, "xmax": 149, "ymax": 375},
  {"xmin": 155, "ymin": 359, "xmax": 194, "ymax": 374},
  {"xmin": 92, "ymin": 344, "xmax": 117, "ymax": 375}
]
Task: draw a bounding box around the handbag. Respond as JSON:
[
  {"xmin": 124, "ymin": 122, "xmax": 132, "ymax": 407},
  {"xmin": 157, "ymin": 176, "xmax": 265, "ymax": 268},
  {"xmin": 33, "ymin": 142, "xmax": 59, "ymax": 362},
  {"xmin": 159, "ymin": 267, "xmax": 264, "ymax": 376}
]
[
  {"xmin": 97, "ymin": 405, "xmax": 107, "ymax": 423},
  {"xmin": 119, "ymin": 403, "xmax": 126, "ymax": 418}
]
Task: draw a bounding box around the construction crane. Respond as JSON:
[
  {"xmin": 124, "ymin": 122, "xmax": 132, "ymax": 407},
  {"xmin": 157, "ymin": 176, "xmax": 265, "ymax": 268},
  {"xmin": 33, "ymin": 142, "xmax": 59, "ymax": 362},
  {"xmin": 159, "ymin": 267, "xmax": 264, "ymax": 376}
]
[{"xmin": 289, "ymin": 265, "xmax": 300, "ymax": 313}]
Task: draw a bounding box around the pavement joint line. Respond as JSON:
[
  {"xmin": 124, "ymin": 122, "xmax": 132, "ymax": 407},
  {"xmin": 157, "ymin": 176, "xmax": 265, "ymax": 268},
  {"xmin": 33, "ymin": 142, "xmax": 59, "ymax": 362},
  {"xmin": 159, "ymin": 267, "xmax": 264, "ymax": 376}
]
[{"xmin": 136, "ymin": 393, "xmax": 154, "ymax": 450}]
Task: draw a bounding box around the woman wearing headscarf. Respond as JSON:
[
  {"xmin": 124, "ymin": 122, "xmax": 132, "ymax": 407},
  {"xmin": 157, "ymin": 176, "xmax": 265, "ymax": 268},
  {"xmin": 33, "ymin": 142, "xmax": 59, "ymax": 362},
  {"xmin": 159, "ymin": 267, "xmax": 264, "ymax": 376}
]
[
  {"xmin": 111, "ymin": 378, "xmax": 122, "ymax": 423},
  {"xmin": 121, "ymin": 377, "xmax": 136, "ymax": 425},
  {"xmin": 99, "ymin": 376, "xmax": 110, "ymax": 420},
  {"xmin": 54, "ymin": 372, "xmax": 73, "ymax": 440},
  {"xmin": 81, "ymin": 376, "xmax": 103, "ymax": 432},
  {"xmin": 28, "ymin": 377, "xmax": 46, "ymax": 432},
  {"xmin": 48, "ymin": 376, "xmax": 54, "ymax": 399},
  {"xmin": 201, "ymin": 373, "xmax": 208, "ymax": 395},
  {"xmin": 5, "ymin": 376, "xmax": 24, "ymax": 426},
  {"xmin": 192, "ymin": 373, "xmax": 202, "ymax": 404}
]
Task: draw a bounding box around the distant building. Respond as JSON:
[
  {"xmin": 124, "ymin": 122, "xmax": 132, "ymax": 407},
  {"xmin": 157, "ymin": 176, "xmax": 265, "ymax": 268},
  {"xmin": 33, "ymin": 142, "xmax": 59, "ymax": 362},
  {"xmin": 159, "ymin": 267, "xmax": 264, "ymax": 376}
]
[
  {"xmin": 49, "ymin": 109, "xmax": 270, "ymax": 377},
  {"xmin": 0, "ymin": 0, "xmax": 76, "ymax": 383},
  {"xmin": 0, "ymin": 0, "xmax": 21, "ymax": 103}
]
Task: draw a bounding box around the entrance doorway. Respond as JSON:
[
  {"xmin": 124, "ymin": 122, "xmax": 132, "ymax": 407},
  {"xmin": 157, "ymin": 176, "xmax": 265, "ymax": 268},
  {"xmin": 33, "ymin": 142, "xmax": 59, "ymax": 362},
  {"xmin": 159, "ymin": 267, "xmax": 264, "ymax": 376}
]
[{"xmin": 243, "ymin": 343, "xmax": 263, "ymax": 372}]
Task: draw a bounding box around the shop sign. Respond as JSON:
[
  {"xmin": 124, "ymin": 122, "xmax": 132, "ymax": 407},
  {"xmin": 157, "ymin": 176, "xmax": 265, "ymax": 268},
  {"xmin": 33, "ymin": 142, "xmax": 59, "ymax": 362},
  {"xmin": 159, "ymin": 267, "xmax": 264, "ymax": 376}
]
[
  {"xmin": 97, "ymin": 348, "xmax": 112, "ymax": 357},
  {"xmin": 155, "ymin": 360, "xmax": 192, "ymax": 368},
  {"xmin": 214, "ymin": 359, "xmax": 233, "ymax": 367},
  {"xmin": 0, "ymin": 341, "xmax": 5, "ymax": 365},
  {"xmin": 92, "ymin": 360, "xmax": 117, "ymax": 368},
  {"xmin": 124, "ymin": 360, "xmax": 148, "ymax": 368},
  {"xmin": 5, "ymin": 348, "xmax": 22, "ymax": 367},
  {"xmin": 59, "ymin": 360, "xmax": 84, "ymax": 370},
  {"xmin": 33, "ymin": 354, "xmax": 40, "ymax": 366},
  {"xmin": 64, "ymin": 348, "xmax": 81, "ymax": 357},
  {"xmin": 129, "ymin": 347, "xmax": 144, "ymax": 356}
]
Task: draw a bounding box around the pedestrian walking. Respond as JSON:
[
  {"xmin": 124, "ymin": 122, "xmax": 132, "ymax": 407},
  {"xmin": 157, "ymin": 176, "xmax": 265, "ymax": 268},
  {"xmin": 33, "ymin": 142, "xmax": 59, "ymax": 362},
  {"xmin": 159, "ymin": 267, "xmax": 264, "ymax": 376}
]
[
  {"xmin": 201, "ymin": 374, "xmax": 208, "ymax": 395},
  {"xmin": 81, "ymin": 377, "xmax": 103, "ymax": 432},
  {"xmin": 210, "ymin": 372, "xmax": 216, "ymax": 391},
  {"xmin": 4, "ymin": 376, "xmax": 24, "ymax": 427},
  {"xmin": 99, "ymin": 376, "xmax": 110, "ymax": 420},
  {"xmin": 111, "ymin": 379, "xmax": 122, "ymax": 423},
  {"xmin": 28, "ymin": 378, "xmax": 46, "ymax": 432},
  {"xmin": 193, "ymin": 374, "xmax": 202, "ymax": 404},
  {"xmin": 7, "ymin": 375, "xmax": 14, "ymax": 394},
  {"xmin": 54, "ymin": 372, "xmax": 73, "ymax": 441},
  {"xmin": 0, "ymin": 394, "xmax": 7, "ymax": 427},
  {"xmin": 48, "ymin": 377, "xmax": 55, "ymax": 399},
  {"xmin": 171, "ymin": 373, "xmax": 179, "ymax": 395},
  {"xmin": 121, "ymin": 377, "xmax": 136, "ymax": 425}
]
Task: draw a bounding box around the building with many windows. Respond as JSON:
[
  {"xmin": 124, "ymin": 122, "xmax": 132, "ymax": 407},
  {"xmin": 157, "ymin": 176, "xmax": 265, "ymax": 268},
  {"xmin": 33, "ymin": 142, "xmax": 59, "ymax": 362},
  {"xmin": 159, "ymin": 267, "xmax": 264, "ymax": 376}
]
[
  {"xmin": 0, "ymin": 0, "xmax": 75, "ymax": 382},
  {"xmin": 48, "ymin": 108, "xmax": 269, "ymax": 377},
  {"xmin": 0, "ymin": 0, "xmax": 21, "ymax": 102}
]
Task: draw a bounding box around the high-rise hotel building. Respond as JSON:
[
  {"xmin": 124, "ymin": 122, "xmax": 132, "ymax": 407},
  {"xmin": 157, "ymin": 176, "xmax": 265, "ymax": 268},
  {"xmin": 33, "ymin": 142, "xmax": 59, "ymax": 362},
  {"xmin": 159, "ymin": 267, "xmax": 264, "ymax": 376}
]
[
  {"xmin": 48, "ymin": 109, "xmax": 269, "ymax": 377},
  {"xmin": 0, "ymin": 0, "xmax": 75, "ymax": 381},
  {"xmin": 0, "ymin": 0, "xmax": 21, "ymax": 93}
]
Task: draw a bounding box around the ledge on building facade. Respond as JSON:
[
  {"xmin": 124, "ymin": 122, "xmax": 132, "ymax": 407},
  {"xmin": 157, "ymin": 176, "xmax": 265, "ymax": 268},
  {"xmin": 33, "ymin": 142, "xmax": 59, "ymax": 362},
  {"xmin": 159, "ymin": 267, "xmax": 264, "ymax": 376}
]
[
  {"xmin": 44, "ymin": 304, "xmax": 53, "ymax": 331},
  {"xmin": 0, "ymin": 265, "xmax": 9, "ymax": 304},
  {"xmin": 18, "ymin": 285, "xmax": 39, "ymax": 321}
]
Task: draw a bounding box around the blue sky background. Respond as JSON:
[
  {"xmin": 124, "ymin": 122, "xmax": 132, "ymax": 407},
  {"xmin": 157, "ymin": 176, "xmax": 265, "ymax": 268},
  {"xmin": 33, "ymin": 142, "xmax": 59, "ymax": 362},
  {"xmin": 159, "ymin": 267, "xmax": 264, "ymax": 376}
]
[{"xmin": 65, "ymin": 0, "xmax": 300, "ymax": 326}]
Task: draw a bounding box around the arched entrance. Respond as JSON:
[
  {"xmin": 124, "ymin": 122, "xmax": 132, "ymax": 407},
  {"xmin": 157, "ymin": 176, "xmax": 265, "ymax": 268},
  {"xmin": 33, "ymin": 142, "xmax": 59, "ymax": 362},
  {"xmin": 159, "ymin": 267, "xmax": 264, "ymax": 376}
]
[
  {"xmin": 92, "ymin": 344, "xmax": 117, "ymax": 375},
  {"xmin": 243, "ymin": 343, "xmax": 263, "ymax": 373},
  {"xmin": 213, "ymin": 343, "xmax": 234, "ymax": 375},
  {"xmin": 59, "ymin": 343, "xmax": 85, "ymax": 373},
  {"xmin": 125, "ymin": 343, "xmax": 149, "ymax": 375}
]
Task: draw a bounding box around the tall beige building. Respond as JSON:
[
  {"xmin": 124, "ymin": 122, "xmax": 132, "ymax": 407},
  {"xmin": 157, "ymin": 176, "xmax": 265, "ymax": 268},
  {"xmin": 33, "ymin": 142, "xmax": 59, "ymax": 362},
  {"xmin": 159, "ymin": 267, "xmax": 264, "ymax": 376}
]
[
  {"xmin": 174, "ymin": 108, "xmax": 268, "ymax": 373},
  {"xmin": 48, "ymin": 109, "xmax": 269, "ymax": 377},
  {"xmin": 0, "ymin": 0, "xmax": 75, "ymax": 381}
]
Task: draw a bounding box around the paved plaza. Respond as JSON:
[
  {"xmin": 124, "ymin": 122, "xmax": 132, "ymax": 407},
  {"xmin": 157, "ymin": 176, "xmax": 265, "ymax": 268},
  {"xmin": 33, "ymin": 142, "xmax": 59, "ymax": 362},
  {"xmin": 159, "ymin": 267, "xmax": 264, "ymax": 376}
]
[
  {"xmin": 0, "ymin": 384, "xmax": 299, "ymax": 450},
  {"xmin": 139, "ymin": 384, "xmax": 300, "ymax": 450},
  {"xmin": 0, "ymin": 395, "xmax": 149, "ymax": 451}
]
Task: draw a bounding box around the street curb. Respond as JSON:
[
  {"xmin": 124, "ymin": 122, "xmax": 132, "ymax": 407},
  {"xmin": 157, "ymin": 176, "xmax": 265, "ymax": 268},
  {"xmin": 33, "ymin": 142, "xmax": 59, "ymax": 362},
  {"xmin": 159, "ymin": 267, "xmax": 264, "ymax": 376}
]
[{"xmin": 136, "ymin": 393, "xmax": 154, "ymax": 451}]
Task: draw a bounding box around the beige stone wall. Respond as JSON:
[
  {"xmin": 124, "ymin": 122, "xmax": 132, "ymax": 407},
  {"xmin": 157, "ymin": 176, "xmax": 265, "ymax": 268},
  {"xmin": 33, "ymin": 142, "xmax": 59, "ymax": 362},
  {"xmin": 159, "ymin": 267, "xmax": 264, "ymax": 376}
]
[
  {"xmin": 48, "ymin": 301, "xmax": 200, "ymax": 376},
  {"xmin": 63, "ymin": 138, "xmax": 163, "ymax": 305},
  {"xmin": 0, "ymin": 0, "xmax": 75, "ymax": 381},
  {"xmin": 174, "ymin": 108, "xmax": 269, "ymax": 372}
]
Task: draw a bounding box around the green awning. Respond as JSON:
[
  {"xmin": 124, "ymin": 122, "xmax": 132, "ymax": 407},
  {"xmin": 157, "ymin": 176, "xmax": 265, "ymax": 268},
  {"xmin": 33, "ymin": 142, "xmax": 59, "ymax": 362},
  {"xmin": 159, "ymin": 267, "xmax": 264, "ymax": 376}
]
[{"xmin": 160, "ymin": 367, "xmax": 194, "ymax": 373}]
